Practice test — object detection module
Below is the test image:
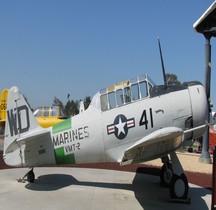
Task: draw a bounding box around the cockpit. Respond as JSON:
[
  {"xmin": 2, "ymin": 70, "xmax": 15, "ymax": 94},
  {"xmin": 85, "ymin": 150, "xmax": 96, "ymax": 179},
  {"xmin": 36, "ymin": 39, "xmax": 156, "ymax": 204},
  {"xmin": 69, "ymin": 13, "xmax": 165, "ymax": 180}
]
[
  {"xmin": 33, "ymin": 106, "xmax": 64, "ymax": 117},
  {"xmin": 90, "ymin": 74, "xmax": 156, "ymax": 112}
]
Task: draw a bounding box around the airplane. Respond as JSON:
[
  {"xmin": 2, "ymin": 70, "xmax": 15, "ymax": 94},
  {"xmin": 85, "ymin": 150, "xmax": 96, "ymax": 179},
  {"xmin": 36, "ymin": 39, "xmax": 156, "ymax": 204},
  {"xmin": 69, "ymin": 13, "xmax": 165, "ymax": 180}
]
[
  {"xmin": 3, "ymin": 72, "xmax": 208, "ymax": 200},
  {"xmin": 33, "ymin": 106, "xmax": 67, "ymax": 128}
]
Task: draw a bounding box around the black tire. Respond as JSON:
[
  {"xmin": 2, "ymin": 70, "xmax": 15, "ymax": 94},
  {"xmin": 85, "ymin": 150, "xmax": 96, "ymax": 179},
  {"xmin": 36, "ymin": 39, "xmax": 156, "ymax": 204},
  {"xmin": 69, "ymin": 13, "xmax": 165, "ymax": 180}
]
[
  {"xmin": 188, "ymin": 147, "xmax": 193, "ymax": 153},
  {"xmin": 170, "ymin": 173, "xmax": 188, "ymax": 199},
  {"xmin": 160, "ymin": 163, "xmax": 173, "ymax": 187},
  {"xmin": 27, "ymin": 171, "xmax": 35, "ymax": 183}
]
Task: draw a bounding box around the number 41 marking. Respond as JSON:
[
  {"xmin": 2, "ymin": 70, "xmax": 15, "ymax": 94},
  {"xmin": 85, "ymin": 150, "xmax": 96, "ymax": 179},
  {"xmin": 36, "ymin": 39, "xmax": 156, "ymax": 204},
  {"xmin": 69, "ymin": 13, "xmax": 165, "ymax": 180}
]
[{"xmin": 139, "ymin": 108, "xmax": 154, "ymax": 129}]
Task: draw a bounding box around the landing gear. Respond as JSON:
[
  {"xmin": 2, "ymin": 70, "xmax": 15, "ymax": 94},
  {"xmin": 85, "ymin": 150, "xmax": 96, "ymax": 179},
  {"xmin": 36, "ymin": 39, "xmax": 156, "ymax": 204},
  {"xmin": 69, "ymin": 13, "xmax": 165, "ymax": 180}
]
[
  {"xmin": 170, "ymin": 173, "xmax": 188, "ymax": 199},
  {"xmin": 18, "ymin": 168, "xmax": 35, "ymax": 183},
  {"xmin": 160, "ymin": 157, "xmax": 173, "ymax": 187},
  {"xmin": 27, "ymin": 169, "xmax": 35, "ymax": 183},
  {"xmin": 188, "ymin": 147, "xmax": 193, "ymax": 153},
  {"xmin": 160, "ymin": 153, "xmax": 189, "ymax": 200}
]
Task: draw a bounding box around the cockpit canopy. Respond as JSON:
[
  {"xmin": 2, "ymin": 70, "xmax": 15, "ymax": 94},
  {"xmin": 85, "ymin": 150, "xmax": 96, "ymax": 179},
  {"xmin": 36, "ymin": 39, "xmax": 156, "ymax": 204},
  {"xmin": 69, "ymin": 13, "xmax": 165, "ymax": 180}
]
[
  {"xmin": 90, "ymin": 74, "xmax": 155, "ymax": 112},
  {"xmin": 33, "ymin": 106, "xmax": 64, "ymax": 117}
]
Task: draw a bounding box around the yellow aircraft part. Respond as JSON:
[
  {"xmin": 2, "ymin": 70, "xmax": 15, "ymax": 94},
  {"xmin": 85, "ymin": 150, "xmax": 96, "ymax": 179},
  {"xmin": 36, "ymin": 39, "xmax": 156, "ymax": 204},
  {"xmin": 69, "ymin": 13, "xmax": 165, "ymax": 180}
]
[
  {"xmin": 36, "ymin": 116, "xmax": 64, "ymax": 128},
  {"xmin": 34, "ymin": 106, "xmax": 66, "ymax": 128},
  {"xmin": 0, "ymin": 89, "xmax": 8, "ymax": 126}
]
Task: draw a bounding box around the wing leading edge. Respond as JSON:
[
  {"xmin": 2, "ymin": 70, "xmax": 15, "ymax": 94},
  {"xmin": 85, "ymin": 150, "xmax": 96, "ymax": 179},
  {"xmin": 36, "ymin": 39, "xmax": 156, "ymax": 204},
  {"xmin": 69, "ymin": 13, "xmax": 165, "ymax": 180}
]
[{"xmin": 121, "ymin": 127, "xmax": 183, "ymax": 165}]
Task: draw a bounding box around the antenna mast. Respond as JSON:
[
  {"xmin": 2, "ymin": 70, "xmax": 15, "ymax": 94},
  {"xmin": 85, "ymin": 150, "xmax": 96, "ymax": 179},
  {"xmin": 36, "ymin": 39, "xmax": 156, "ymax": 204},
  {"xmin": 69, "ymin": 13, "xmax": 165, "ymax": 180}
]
[{"xmin": 157, "ymin": 37, "xmax": 167, "ymax": 88}]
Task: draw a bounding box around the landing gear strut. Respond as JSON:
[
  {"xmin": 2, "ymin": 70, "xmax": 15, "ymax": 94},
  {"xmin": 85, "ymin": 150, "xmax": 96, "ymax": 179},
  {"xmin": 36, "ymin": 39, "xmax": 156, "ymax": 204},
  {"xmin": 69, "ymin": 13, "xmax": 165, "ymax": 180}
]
[
  {"xmin": 18, "ymin": 168, "xmax": 35, "ymax": 183},
  {"xmin": 160, "ymin": 153, "xmax": 189, "ymax": 200},
  {"xmin": 160, "ymin": 156, "xmax": 173, "ymax": 187}
]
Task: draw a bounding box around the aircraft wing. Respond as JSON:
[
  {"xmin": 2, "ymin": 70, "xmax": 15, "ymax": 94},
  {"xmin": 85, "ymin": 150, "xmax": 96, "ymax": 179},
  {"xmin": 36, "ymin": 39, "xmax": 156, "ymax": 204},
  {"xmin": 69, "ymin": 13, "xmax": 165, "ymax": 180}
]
[
  {"xmin": 5, "ymin": 129, "xmax": 50, "ymax": 154},
  {"xmin": 121, "ymin": 127, "xmax": 183, "ymax": 165}
]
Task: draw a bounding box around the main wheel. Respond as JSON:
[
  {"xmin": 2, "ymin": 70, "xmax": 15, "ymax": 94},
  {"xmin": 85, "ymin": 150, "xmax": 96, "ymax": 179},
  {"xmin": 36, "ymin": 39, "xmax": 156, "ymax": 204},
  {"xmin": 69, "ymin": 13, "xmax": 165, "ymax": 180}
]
[
  {"xmin": 160, "ymin": 163, "xmax": 173, "ymax": 187},
  {"xmin": 27, "ymin": 171, "xmax": 35, "ymax": 183},
  {"xmin": 170, "ymin": 173, "xmax": 188, "ymax": 199}
]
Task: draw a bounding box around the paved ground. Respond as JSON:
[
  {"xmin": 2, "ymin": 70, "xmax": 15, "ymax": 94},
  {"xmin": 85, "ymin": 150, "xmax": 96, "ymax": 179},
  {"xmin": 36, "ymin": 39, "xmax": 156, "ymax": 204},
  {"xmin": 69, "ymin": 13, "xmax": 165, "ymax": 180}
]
[{"xmin": 0, "ymin": 167, "xmax": 211, "ymax": 210}]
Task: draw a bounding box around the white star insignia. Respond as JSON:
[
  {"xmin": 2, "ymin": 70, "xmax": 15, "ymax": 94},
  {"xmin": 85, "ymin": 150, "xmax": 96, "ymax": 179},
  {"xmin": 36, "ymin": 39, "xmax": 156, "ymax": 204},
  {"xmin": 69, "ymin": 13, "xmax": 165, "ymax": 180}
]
[{"xmin": 115, "ymin": 117, "xmax": 126, "ymax": 136}]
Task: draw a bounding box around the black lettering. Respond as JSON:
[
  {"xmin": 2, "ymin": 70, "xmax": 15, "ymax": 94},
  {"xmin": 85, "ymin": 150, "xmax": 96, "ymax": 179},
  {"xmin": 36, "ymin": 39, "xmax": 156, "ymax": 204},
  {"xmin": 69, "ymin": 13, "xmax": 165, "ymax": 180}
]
[
  {"xmin": 69, "ymin": 130, "xmax": 72, "ymax": 141},
  {"xmin": 84, "ymin": 126, "xmax": 89, "ymax": 138},
  {"xmin": 65, "ymin": 145, "xmax": 73, "ymax": 153},
  {"xmin": 76, "ymin": 142, "xmax": 80, "ymax": 150},
  {"xmin": 52, "ymin": 135, "xmax": 60, "ymax": 147},
  {"xmin": 64, "ymin": 143, "xmax": 80, "ymax": 153},
  {"xmin": 150, "ymin": 108, "xmax": 154, "ymax": 128},
  {"xmin": 72, "ymin": 129, "xmax": 78, "ymax": 141},
  {"xmin": 52, "ymin": 126, "xmax": 89, "ymax": 149},
  {"xmin": 64, "ymin": 132, "xmax": 69, "ymax": 143},
  {"xmin": 7, "ymin": 105, "xmax": 30, "ymax": 137},
  {"xmin": 139, "ymin": 109, "xmax": 148, "ymax": 129},
  {"xmin": 17, "ymin": 105, "xmax": 30, "ymax": 134},
  {"xmin": 59, "ymin": 133, "xmax": 64, "ymax": 145},
  {"xmin": 7, "ymin": 109, "xmax": 18, "ymax": 136},
  {"xmin": 139, "ymin": 108, "xmax": 154, "ymax": 129},
  {"xmin": 78, "ymin": 128, "xmax": 84, "ymax": 140},
  {"xmin": 0, "ymin": 103, "xmax": 6, "ymax": 110}
]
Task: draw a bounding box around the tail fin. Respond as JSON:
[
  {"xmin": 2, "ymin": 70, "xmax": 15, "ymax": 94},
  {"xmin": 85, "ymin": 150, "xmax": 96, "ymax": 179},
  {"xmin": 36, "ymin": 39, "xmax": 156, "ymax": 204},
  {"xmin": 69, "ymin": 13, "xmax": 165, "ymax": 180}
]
[
  {"xmin": 0, "ymin": 89, "xmax": 8, "ymax": 126},
  {"xmin": 4, "ymin": 86, "xmax": 40, "ymax": 155}
]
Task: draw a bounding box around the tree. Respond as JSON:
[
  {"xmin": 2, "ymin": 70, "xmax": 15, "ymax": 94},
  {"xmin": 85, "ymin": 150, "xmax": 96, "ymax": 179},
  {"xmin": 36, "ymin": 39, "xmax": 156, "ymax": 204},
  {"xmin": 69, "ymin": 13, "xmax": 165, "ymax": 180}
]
[
  {"xmin": 53, "ymin": 97, "xmax": 65, "ymax": 115},
  {"xmin": 165, "ymin": 73, "xmax": 181, "ymax": 86},
  {"xmin": 52, "ymin": 95, "xmax": 91, "ymax": 118},
  {"xmin": 84, "ymin": 96, "xmax": 91, "ymax": 110},
  {"xmin": 64, "ymin": 100, "xmax": 79, "ymax": 117}
]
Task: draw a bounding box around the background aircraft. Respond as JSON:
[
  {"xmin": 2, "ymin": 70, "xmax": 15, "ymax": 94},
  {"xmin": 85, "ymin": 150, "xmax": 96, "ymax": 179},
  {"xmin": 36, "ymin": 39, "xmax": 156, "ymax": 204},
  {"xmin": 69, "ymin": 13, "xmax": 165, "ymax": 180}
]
[
  {"xmin": 0, "ymin": 89, "xmax": 67, "ymax": 129},
  {"xmin": 0, "ymin": 89, "xmax": 8, "ymax": 129},
  {"xmin": 3, "ymin": 73, "xmax": 208, "ymax": 200},
  {"xmin": 33, "ymin": 106, "xmax": 67, "ymax": 128}
]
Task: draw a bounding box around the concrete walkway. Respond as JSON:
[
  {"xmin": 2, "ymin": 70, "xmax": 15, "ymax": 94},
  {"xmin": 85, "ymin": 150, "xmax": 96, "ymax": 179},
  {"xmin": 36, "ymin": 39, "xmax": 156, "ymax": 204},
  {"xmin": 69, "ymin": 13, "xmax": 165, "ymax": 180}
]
[{"xmin": 0, "ymin": 167, "xmax": 211, "ymax": 210}]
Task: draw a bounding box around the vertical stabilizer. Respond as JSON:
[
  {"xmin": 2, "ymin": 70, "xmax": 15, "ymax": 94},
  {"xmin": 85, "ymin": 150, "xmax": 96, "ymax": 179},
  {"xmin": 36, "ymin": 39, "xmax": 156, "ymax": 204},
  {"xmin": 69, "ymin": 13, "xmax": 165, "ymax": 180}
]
[{"xmin": 4, "ymin": 86, "xmax": 40, "ymax": 157}]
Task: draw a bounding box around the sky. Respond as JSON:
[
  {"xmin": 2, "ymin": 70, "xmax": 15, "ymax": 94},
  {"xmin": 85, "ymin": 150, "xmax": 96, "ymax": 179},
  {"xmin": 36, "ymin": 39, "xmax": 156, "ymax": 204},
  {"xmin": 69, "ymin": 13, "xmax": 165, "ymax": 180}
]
[{"xmin": 0, "ymin": 0, "xmax": 216, "ymax": 110}]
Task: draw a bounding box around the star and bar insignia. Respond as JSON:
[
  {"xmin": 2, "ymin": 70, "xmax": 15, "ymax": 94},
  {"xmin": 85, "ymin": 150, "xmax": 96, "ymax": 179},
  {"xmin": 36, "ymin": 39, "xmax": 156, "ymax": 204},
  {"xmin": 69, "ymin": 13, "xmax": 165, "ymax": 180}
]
[{"xmin": 107, "ymin": 114, "xmax": 135, "ymax": 140}]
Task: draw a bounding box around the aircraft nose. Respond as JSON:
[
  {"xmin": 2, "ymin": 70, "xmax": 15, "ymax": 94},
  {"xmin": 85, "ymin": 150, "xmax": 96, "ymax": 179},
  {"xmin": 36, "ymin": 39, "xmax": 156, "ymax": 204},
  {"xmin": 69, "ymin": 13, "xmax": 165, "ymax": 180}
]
[{"xmin": 188, "ymin": 83, "xmax": 208, "ymax": 138}]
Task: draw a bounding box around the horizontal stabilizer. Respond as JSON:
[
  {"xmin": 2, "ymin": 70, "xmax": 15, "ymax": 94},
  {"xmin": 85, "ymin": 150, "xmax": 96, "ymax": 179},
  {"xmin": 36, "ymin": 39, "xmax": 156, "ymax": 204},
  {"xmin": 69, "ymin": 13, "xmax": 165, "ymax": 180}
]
[{"xmin": 5, "ymin": 129, "xmax": 50, "ymax": 154}]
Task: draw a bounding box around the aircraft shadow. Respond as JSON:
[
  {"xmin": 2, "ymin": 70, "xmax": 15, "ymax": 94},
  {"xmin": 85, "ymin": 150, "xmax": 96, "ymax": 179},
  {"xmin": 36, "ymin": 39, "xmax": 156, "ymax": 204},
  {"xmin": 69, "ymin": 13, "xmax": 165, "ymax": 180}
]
[{"xmin": 25, "ymin": 167, "xmax": 210, "ymax": 210}]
